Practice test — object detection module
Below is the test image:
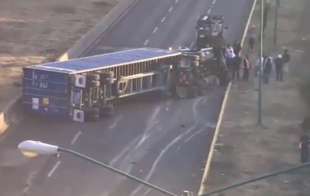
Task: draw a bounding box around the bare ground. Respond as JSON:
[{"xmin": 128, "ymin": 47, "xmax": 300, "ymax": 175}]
[
  {"xmin": 0, "ymin": 0, "xmax": 117, "ymax": 110},
  {"xmin": 205, "ymin": 0, "xmax": 310, "ymax": 195}
]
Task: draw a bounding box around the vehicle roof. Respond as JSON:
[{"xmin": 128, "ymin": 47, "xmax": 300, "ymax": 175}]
[{"xmin": 27, "ymin": 48, "xmax": 181, "ymax": 74}]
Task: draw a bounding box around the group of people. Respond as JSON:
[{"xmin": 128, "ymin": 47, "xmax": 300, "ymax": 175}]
[
  {"xmin": 223, "ymin": 41, "xmax": 291, "ymax": 83},
  {"xmin": 256, "ymin": 48, "xmax": 291, "ymax": 84},
  {"xmin": 224, "ymin": 42, "xmax": 251, "ymax": 81}
]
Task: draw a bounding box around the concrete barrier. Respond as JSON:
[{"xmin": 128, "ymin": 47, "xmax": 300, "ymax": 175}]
[
  {"xmin": 198, "ymin": 0, "xmax": 258, "ymax": 195},
  {"xmin": 0, "ymin": 0, "xmax": 141, "ymax": 136}
]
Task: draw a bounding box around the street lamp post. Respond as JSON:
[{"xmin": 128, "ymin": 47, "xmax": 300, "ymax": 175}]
[
  {"xmin": 273, "ymin": 0, "xmax": 280, "ymax": 47},
  {"xmin": 257, "ymin": 0, "xmax": 265, "ymax": 126},
  {"xmin": 18, "ymin": 140, "xmax": 177, "ymax": 196}
]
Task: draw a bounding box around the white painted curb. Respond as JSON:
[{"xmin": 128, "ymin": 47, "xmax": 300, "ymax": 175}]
[{"xmin": 198, "ymin": 0, "xmax": 258, "ymax": 194}]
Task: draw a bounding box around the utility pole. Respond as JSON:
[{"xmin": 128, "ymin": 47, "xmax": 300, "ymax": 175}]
[
  {"xmin": 258, "ymin": 0, "xmax": 264, "ymax": 126},
  {"xmin": 273, "ymin": 0, "xmax": 280, "ymax": 47}
]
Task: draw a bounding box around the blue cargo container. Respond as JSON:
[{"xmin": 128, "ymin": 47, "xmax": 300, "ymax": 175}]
[{"xmin": 23, "ymin": 48, "xmax": 181, "ymax": 122}]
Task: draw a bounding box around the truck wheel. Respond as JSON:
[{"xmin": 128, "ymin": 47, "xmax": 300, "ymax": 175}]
[
  {"xmin": 101, "ymin": 104, "xmax": 115, "ymax": 117},
  {"xmin": 175, "ymin": 86, "xmax": 189, "ymax": 99},
  {"xmin": 86, "ymin": 108, "xmax": 100, "ymax": 121}
]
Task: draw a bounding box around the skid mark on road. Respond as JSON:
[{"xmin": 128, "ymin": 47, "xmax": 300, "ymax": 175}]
[
  {"xmin": 184, "ymin": 125, "xmax": 209, "ymax": 144},
  {"xmin": 130, "ymin": 98, "xmax": 205, "ymax": 196},
  {"xmin": 108, "ymin": 115, "xmax": 123, "ymax": 130},
  {"xmin": 135, "ymin": 106, "xmax": 161, "ymax": 149},
  {"xmin": 110, "ymin": 136, "xmax": 141, "ymax": 167},
  {"xmin": 129, "ymin": 124, "xmax": 198, "ymax": 196},
  {"xmin": 193, "ymin": 97, "xmax": 205, "ymax": 120}
]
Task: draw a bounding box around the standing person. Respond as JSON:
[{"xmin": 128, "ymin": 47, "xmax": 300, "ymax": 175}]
[
  {"xmin": 232, "ymin": 55, "xmax": 242, "ymax": 80},
  {"xmin": 255, "ymin": 56, "xmax": 265, "ymax": 77},
  {"xmin": 242, "ymin": 54, "xmax": 251, "ymax": 81},
  {"xmin": 282, "ymin": 48, "xmax": 291, "ymax": 70},
  {"xmin": 274, "ymin": 54, "xmax": 284, "ymax": 81},
  {"xmin": 300, "ymin": 117, "xmax": 310, "ymax": 163},
  {"xmin": 263, "ymin": 56, "xmax": 273, "ymax": 84},
  {"xmin": 225, "ymin": 45, "xmax": 236, "ymax": 72},
  {"xmin": 248, "ymin": 25, "xmax": 256, "ymax": 52},
  {"xmin": 300, "ymin": 133, "xmax": 309, "ymax": 163},
  {"xmin": 233, "ymin": 41, "xmax": 242, "ymax": 57}
]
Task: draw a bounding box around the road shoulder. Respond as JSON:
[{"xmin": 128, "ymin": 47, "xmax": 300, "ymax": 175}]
[{"xmin": 205, "ymin": 0, "xmax": 310, "ymax": 195}]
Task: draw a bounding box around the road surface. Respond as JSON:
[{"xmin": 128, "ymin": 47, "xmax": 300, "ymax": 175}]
[{"xmin": 0, "ymin": 0, "xmax": 254, "ymax": 196}]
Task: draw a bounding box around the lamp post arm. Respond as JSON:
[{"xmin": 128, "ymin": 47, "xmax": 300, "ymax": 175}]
[{"xmin": 58, "ymin": 147, "xmax": 177, "ymax": 196}]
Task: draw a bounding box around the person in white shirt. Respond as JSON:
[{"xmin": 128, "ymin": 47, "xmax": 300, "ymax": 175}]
[{"xmin": 225, "ymin": 45, "xmax": 236, "ymax": 71}]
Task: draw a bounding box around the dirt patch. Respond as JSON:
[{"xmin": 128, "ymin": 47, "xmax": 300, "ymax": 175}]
[{"xmin": 0, "ymin": 0, "xmax": 117, "ymax": 110}]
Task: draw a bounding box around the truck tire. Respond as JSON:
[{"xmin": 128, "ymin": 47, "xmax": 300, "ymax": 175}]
[
  {"xmin": 101, "ymin": 104, "xmax": 115, "ymax": 117},
  {"xmin": 86, "ymin": 108, "xmax": 100, "ymax": 121},
  {"xmin": 175, "ymin": 86, "xmax": 189, "ymax": 99}
]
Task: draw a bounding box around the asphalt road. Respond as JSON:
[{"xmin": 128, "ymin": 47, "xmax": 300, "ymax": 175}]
[{"xmin": 0, "ymin": 0, "xmax": 254, "ymax": 196}]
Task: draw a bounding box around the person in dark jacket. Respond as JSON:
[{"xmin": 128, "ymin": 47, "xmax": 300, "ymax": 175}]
[
  {"xmin": 233, "ymin": 41, "xmax": 242, "ymax": 57},
  {"xmin": 282, "ymin": 48, "xmax": 291, "ymax": 64},
  {"xmin": 300, "ymin": 133, "xmax": 309, "ymax": 163},
  {"xmin": 263, "ymin": 56, "xmax": 273, "ymax": 84},
  {"xmin": 242, "ymin": 55, "xmax": 251, "ymax": 81},
  {"xmin": 274, "ymin": 54, "xmax": 284, "ymax": 81},
  {"xmin": 232, "ymin": 55, "xmax": 242, "ymax": 80},
  {"xmin": 300, "ymin": 117, "xmax": 310, "ymax": 163}
]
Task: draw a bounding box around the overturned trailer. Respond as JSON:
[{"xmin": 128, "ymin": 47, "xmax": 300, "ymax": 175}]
[
  {"xmin": 23, "ymin": 48, "xmax": 229, "ymax": 122},
  {"xmin": 23, "ymin": 48, "xmax": 181, "ymax": 122}
]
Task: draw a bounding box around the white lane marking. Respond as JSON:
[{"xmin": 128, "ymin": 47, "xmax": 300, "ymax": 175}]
[
  {"xmin": 184, "ymin": 127, "xmax": 208, "ymax": 143},
  {"xmin": 47, "ymin": 161, "xmax": 61, "ymax": 178},
  {"xmin": 212, "ymin": 0, "xmax": 216, "ymax": 5},
  {"xmin": 70, "ymin": 130, "xmax": 82, "ymax": 145},
  {"xmin": 109, "ymin": 115, "xmax": 123, "ymax": 129},
  {"xmin": 193, "ymin": 97, "xmax": 204, "ymax": 120},
  {"xmin": 207, "ymin": 8, "xmax": 212, "ymax": 14},
  {"xmin": 144, "ymin": 39, "xmax": 149, "ymax": 46},
  {"xmin": 168, "ymin": 6, "xmax": 174, "ymax": 13},
  {"xmin": 110, "ymin": 137, "xmax": 141, "ymax": 166},
  {"xmin": 23, "ymin": 170, "xmax": 38, "ymax": 194},
  {"xmin": 175, "ymin": 0, "xmax": 179, "ymax": 4},
  {"xmin": 152, "ymin": 26, "xmax": 158, "ymax": 34},
  {"xmin": 161, "ymin": 16, "xmax": 166, "ymax": 23}
]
